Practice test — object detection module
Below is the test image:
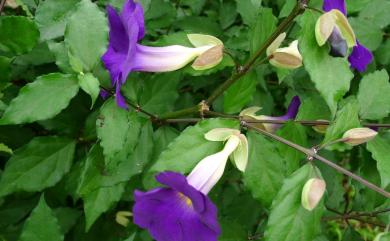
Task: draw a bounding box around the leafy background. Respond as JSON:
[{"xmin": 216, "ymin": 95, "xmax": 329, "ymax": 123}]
[{"xmin": 0, "ymin": 0, "xmax": 389, "ymax": 241}]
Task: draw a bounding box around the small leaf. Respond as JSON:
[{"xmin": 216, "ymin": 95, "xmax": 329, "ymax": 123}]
[
  {"xmin": 0, "ymin": 73, "xmax": 79, "ymax": 125},
  {"xmin": 264, "ymin": 165, "xmax": 324, "ymax": 241},
  {"xmin": 236, "ymin": 0, "xmax": 262, "ymax": 25},
  {"xmin": 0, "ymin": 143, "xmax": 12, "ymax": 154},
  {"xmin": 35, "ymin": 0, "xmax": 80, "ymax": 40},
  {"xmin": 250, "ymin": 8, "xmax": 277, "ymax": 55},
  {"xmin": 0, "ymin": 137, "xmax": 76, "ymax": 197},
  {"xmin": 323, "ymin": 98, "xmax": 361, "ymax": 144},
  {"xmin": 19, "ymin": 196, "xmax": 63, "ymax": 241},
  {"xmin": 224, "ymin": 70, "xmax": 257, "ymax": 114},
  {"xmin": 0, "ymin": 16, "xmax": 39, "ymax": 55},
  {"xmin": 366, "ymin": 134, "xmax": 390, "ymax": 188},
  {"xmin": 357, "ymin": 69, "xmax": 390, "ymax": 120},
  {"xmin": 65, "ymin": 0, "xmax": 108, "ymax": 72},
  {"xmin": 244, "ymin": 132, "xmax": 285, "ymax": 207},
  {"xmin": 78, "ymin": 73, "xmax": 100, "ymax": 108}
]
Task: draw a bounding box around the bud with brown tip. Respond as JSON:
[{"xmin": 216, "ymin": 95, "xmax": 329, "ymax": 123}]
[
  {"xmin": 301, "ymin": 178, "xmax": 326, "ymax": 211},
  {"xmin": 342, "ymin": 128, "xmax": 378, "ymax": 146}
]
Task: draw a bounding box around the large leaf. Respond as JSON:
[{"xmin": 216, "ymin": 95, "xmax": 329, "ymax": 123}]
[
  {"xmin": 349, "ymin": 17, "xmax": 383, "ymax": 51},
  {"xmin": 359, "ymin": 0, "xmax": 390, "ymax": 28},
  {"xmin": 223, "ymin": 71, "xmax": 257, "ymax": 114},
  {"xmin": 0, "ymin": 56, "xmax": 11, "ymax": 90},
  {"xmin": 357, "ymin": 70, "xmax": 390, "ymax": 120},
  {"xmin": 78, "ymin": 73, "xmax": 100, "ymax": 108},
  {"xmin": 276, "ymin": 122, "xmax": 308, "ymax": 175},
  {"xmin": 0, "ymin": 73, "xmax": 79, "ymax": 125},
  {"xmin": 366, "ymin": 134, "xmax": 390, "ymax": 188},
  {"xmin": 146, "ymin": 118, "xmax": 239, "ymax": 187},
  {"xmin": 323, "ymin": 98, "xmax": 361, "ymax": 144},
  {"xmin": 65, "ymin": 0, "xmax": 108, "ymax": 72},
  {"xmin": 299, "ymin": 12, "xmax": 353, "ymax": 116},
  {"xmin": 19, "ymin": 196, "xmax": 63, "ymax": 241},
  {"xmin": 0, "ymin": 16, "xmax": 39, "ymax": 55},
  {"xmin": 35, "ymin": 0, "xmax": 80, "ymax": 40},
  {"xmin": 0, "ymin": 137, "xmax": 76, "ymax": 197},
  {"xmin": 264, "ymin": 164, "xmax": 324, "ymax": 241},
  {"xmin": 243, "ymin": 131, "xmax": 285, "ymax": 207}
]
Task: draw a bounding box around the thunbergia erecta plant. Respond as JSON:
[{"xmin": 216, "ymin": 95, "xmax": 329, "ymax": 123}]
[
  {"xmin": 133, "ymin": 129, "xmax": 248, "ymax": 241},
  {"xmin": 102, "ymin": 0, "xmax": 224, "ymax": 108},
  {"xmin": 240, "ymin": 96, "xmax": 301, "ymax": 133},
  {"xmin": 318, "ymin": 0, "xmax": 373, "ymax": 72}
]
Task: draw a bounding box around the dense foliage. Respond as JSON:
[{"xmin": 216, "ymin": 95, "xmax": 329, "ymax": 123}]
[{"xmin": 0, "ymin": 0, "xmax": 389, "ymax": 241}]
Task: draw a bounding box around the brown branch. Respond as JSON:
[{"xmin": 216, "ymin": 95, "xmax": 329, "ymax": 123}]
[
  {"xmin": 0, "ymin": 0, "xmax": 6, "ymax": 14},
  {"xmin": 241, "ymin": 121, "xmax": 390, "ymax": 199}
]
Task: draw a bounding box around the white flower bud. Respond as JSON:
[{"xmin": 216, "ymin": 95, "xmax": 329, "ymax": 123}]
[
  {"xmin": 301, "ymin": 178, "xmax": 326, "ymax": 211},
  {"xmin": 342, "ymin": 128, "xmax": 378, "ymax": 146}
]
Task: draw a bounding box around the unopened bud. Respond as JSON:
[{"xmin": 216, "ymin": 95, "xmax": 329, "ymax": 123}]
[
  {"xmin": 269, "ymin": 40, "xmax": 303, "ymax": 69},
  {"xmin": 192, "ymin": 45, "xmax": 224, "ymax": 70},
  {"xmin": 342, "ymin": 128, "xmax": 378, "ymax": 146},
  {"xmin": 301, "ymin": 178, "xmax": 326, "ymax": 211},
  {"xmin": 312, "ymin": 120, "xmax": 329, "ymax": 134},
  {"xmin": 115, "ymin": 211, "xmax": 132, "ymax": 227}
]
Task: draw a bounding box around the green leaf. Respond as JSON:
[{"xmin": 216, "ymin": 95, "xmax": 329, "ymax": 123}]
[
  {"xmin": 35, "ymin": 0, "xmax": 80, "ymax": 40},
  {"xmin": 53, "ymin": 208, "xmax": 82, "ymax": 234},
  {"xmin": 296, "ymin": 95, "xmax": 331, "ymax": 121},
  {"xmin": 65, "ymin": 0, "xmax": 108, "ymax": 72},
  {"xmin": 0, "ymin": 143, "xmax": 12, "ymax": 154},
  {"xmin": 366, "ymin": 134, "xmax": 390, "ymax": 188},
  {"xmin": 0, "ymin": 56, "xmax": 11, "ymax": 90},
  {"xmin": 244, "ymin": 131, "xmax": 285, "ymax": 207},
  {"xmin": 236, "ymin": 0, "xmax": 262, "ymax": 25},
  {"xmin": 139, "ymin": 72, "xmax": 181, "ymax": 115},
  {"xmin": 323, "ymin": 97, "xmax": 361, "ymax": 143},
  {"xmin": 299, "ymin": 12, "xmax": 353, "ymax": 116},
  {"xmin": 0, "ymin": 73, "xmax": 79, "ymax": 125},
  {"xmin": 78, "ymin": 73, "xmax": 100, "ymax": 108},
  {"xmin": 264, "ymin": 164, "xmax": 324, "ymax": 241},
  {"xmin": 0, "ymin": 137, "xmax": 76, "ymax": 197},
  {"xmin": 249, "ymin": 8, "xmax": 277, "ymax": 55},
  {"xmin": 357, "ymin": 69, "xmax": 390, "ymax": 120},
  {"xmin": 341, "ymin": 227, "xmax": 364, "ymax": 241},
  {"xmin": 152, "ymin": 126, "xmax": 179, "ymax": 160},
  {"xmin": 359, "ymin": 0, "xmax": 390, "ymax": 29},
  {"xmin": 0, "ymin": 16, "xmax": 39, "ymax": 55},
  {"xmin": 48, "ymin": 41, "xmax": 73, "ymax": 73},
  {"xmin": 349, "ymin": 17, "xmax": 383, "ymax": 51},
  {"xmin": 19, "ymin": 196, "xmax": 63, "ymax": 241},
  {"xmin": 219, "ymin": 1, "xmax": 237, "ymax": 29},
  {"xmin": 96, "ymin": 99, "xmax": 140, "ymax": 160},
  {"xmin": 224, "ymin": 71, "xmax": 257, "ymax": 114},
  {"xmin": 146, "ymin": 118, "xmax": 239, "ymax": 187},
  {"xmin": 276, "ymin": 122, "xmax": 308, "ymax": 175}
]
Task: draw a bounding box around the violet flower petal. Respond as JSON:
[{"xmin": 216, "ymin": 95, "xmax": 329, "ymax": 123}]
[
  {"xmin": 348, "ymin": 42, "xmax": 373, "ymax": 72},
  {"xmin": 133, "ymin": 171, "xmax": 221, "ymax": 241},
  {"xmin": 323, "ymin": 0, "xmax": 347, "ymax": 15},
  {"xmin": 282, "ymin": 95, "xmax": 301, "ymax": 120}
]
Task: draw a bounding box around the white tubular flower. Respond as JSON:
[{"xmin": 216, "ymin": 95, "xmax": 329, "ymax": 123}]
[{"xmin": 186, "ymin": 128, "xmax": 248, "ymax": 194}]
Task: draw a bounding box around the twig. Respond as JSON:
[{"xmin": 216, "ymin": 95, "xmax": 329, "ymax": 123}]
[
  {"xmin": 241, "ymin": 121, "xmax": 390, "ymax": 199},
  {"xmin": 0, "ymin": 0, "xmax": 6, "ymax": 13}
]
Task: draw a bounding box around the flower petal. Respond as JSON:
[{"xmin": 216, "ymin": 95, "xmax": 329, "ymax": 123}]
[
  {"xmin": 187, "ymin": 34, "xmax": 223, "ymax": 48},
  {"xmin": 266, "ymin": 32, "xmax": 286, "ymax": 56},
  {"xmin": 348, "ymin": 42, "xmax": 373, "ymax": 72},
  {"xmin": 323, "ymin": 0, "xmax": 347, "ymax": 15},
  {"xmin": 231, "ymin": 134, "xmax": 249, "ymax": 172},
  {"xmin": 204, "ymin": 128, "xmax": 240, "ymax": 142},
  {"xmin": 106, "ymin": 5, "xmax": 128, "ymax": 53}
]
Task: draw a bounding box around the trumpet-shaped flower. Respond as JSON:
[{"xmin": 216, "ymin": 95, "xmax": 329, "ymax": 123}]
[
  {"xmin": 240, "ymin": 96, "xmax": 301, "ymax": 133},
  {"xmin": 133, "ymin": 172, "xmax": 220, "ymax": 241},
  {"xmin": 133, "ymin": 129, "xmax": 247, "ymax": 241},
  {"xmin": 266, "ymin": 33, "xmax": 303, "ymax": 69},
  {"xmin": 319, "ymin": 0, "xmax": 373, "ymax": 72},
  {"xmin": 102, "ymin": 0, "xmax": 224, "ymax": 108}
]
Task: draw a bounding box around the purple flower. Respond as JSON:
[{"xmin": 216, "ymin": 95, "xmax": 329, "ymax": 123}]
[
  {"xmin": 133, "ymin": 172, "xmax": 221, "ymax": 241},
  {"xmin": 240, "ymin": 96, "xmax": 301, "ymax": 133},
  {"xmin": 102, "ymin": 0, "xmax": 224, "ymax": 108},
  {"xmin": 322, "ymin": 0, "xmax": 373, "ymax": 72}
]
